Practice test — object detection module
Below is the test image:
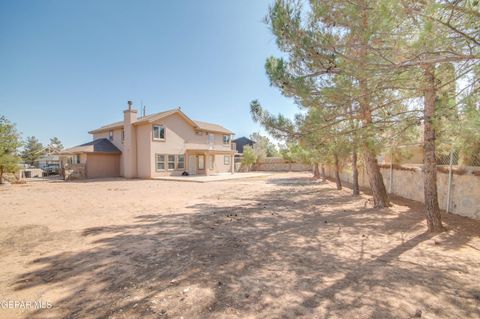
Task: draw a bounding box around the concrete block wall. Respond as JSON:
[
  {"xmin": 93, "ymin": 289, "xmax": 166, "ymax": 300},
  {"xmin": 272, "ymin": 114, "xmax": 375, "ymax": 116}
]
[
  {"xmin": 324, "ymin": 164, "xmax": 480, "ymax": 220},
  {"xmin": 253, "ymin": 157, "xmax": 312, "ymax": 172}
]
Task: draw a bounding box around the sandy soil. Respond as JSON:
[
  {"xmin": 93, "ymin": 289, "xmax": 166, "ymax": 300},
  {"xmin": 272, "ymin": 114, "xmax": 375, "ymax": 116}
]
[{"xmin": 0, "ymin": 172, "xmax": 479, "ymax": 319}]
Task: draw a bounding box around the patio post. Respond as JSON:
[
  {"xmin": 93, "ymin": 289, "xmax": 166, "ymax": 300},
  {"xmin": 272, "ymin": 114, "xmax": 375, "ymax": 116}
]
[{"xmin": 204, "ymin": 152, "xmax": 209, "ymax": 176}]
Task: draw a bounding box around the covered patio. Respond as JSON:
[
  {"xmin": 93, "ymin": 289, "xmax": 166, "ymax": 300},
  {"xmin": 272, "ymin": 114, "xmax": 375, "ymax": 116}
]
[{"xmin": 185, "ymin": 148, "xmax": 236, "ymax": 176}]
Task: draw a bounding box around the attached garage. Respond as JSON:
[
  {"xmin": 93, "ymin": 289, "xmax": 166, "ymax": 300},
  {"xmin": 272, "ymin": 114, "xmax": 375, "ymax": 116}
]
[
  {"xmin": 60, "ymin": 139, "xmax": 121, "ymax": 179},
  {"xmin": 85, "ymin": 153, "xmax": 121, "ymax": 178}
]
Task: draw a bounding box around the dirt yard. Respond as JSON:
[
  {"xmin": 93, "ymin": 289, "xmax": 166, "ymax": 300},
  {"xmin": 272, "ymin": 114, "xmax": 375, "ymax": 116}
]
[{"xmin": 0, "ymin": 173, "xmax": 479, "ymax": 319}]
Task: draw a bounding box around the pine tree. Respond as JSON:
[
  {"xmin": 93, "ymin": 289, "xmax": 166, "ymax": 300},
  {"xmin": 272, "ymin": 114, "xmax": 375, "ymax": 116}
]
[
  {"xmin": 48, "ymin": 137, "xmax": 64, "ymax": 153},
  {"xmin": 388, "ymin": 0, "xmax": 480, "ymax": 232},
  {"xmin": 254, "ymin": 0, "xmax": 408, "ymax": 207},
  {"xmin": 21, "ymin": 136, "xmax": 44, "ymax": 166},
  {"xmin": 0, "ymin": 116, "xmax": 22, "ymax": 183}
]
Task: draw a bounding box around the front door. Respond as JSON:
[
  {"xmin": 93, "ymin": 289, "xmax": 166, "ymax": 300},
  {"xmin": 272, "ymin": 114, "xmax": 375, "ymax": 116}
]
[{"xmin": 188, "ymin": 155, "xmax": 196, "ymax": 175}]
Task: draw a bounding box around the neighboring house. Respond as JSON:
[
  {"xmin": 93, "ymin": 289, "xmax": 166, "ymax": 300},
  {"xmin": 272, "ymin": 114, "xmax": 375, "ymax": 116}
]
[
  {"xmin": 35, "ymin": 154, "xmax": 60, "ymax": 170},
  {"xmin": 232, "ymin": 136, "xmax": 255, "ymax": 154},
  {"xmin": 61, "ymin": 102, "xmax": 235, "ymax": 179}
]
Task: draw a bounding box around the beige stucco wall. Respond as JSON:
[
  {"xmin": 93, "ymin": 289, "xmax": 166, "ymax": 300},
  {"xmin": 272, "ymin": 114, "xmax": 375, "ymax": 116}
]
[
  {"xmin": 80, "ymin": 153, "xmax": 87, "ymax": 164},
  {"xmin": 213, "ymin": 154, "xmax": 233, "ymax": 173},
  {"xmin": 85, "ymin": 153, "xmax": 120, "ymax": 179},
  {"xmin": 148, "ymin": 113, "xmax": 232, "ymax": 154},
  {"xmin": 150, "ymin": 114, "xmax": 194, "ymax": 155}
]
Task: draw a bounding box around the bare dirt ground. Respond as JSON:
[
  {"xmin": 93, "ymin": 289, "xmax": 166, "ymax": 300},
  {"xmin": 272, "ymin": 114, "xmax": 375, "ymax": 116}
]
[{"xmin": 0, "ymin": 172, "xmax": 479, "ymax": 319}]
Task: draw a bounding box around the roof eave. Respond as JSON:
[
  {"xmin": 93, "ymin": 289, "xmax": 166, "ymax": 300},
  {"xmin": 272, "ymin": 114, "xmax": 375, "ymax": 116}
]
[
  {"xmin": 135, "ymin": 109, "xmax": 199, "ymax": 128},
  {"xmin": 88, "ymin": 125, "xmax": 124, "ymax": 135},
  {"xmin": 196, "ymin": 128, "xmax": 234, "ymax": 135}
]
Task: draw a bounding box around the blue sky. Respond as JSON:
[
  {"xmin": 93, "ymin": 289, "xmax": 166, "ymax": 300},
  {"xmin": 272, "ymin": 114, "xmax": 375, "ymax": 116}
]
[{"xmin": 0, "ymin": 0, "xmax": 297, "ymax": 147}]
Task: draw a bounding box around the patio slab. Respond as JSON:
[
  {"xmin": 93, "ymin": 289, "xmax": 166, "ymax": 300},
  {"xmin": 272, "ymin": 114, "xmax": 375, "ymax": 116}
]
[{"xmin": 153, "ymin": 172, "xmax": 271, "ymax": 183}]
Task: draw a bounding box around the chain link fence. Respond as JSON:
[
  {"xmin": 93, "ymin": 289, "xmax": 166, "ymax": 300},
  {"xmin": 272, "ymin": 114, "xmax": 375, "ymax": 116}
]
[{"xmin": 436, "ymin": 150, "xmax": 480, "ymax": 167}]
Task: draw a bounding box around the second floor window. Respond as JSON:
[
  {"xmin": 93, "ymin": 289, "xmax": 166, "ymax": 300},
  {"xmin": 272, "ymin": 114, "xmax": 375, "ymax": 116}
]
[
  {"xmin": 121, "ymin": 130, "xmax": 125, "ymax": 142},
  {"xmin": 208, "ymin": 133, "xmax": 214, "ymax": 145},
  {"xmin": 153, "ymin": 125, "xmax": 165, "ymax": 140},
  {"xmin": 109, "ymin": 130, "xmax": 114, "ymax": 141},
  {"xmin": 223, "ymin": 135, "xmax": 230, "ymax": 144}
]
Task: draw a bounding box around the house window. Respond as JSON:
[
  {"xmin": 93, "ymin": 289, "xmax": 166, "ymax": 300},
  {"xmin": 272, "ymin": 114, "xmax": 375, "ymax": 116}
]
[
  {"xmin": 223, "ymin": 135, "xmax": 230, "ymax": 144},
  {"xmin": 198, "ymin": 155, "xmax": 205, "ymax": 170},
  {"xmin": 155, "ymin": 154, "xmax": 165, "ymax": 171},
  {"xmin": 109, "ymin": 130, "xmax": 114, "ymax": 141},
  {"xmin": 69, "ymin": 155, "xmax": 80, "ymax": 164},
  {"xmin": 177, "ymin": 155, "xmax": 185, "ymax": 169},
  {"xmin": 153, "ymin": 125, "xmax": 165, "ymax": 140},
  {"xmin": 209, "ymin": 155, "xmax": 214, "ymax": 170},
  {"xmin": 167, "ymin": 155, "xmax": 175, "ymax": 170},
  {"xmin": 157, "ymin": 154, "xmax": 185, "ymax": 171},
  {"xmin": 224, "ymin": 155, "xmax": 231, "ymax": 165},
  {"xmin": 121, "ymin": 129, "xmax": 125, "ymax": 142},
  {"xmin": 208, "ymin": 133, "xmax": 214, "ymax": 144}
]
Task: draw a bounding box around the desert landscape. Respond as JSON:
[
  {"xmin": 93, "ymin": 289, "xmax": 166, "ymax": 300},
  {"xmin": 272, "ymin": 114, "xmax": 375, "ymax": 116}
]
[{"xmin": 0, "ymin": 173, "xmax": 479, "ymax": 319}]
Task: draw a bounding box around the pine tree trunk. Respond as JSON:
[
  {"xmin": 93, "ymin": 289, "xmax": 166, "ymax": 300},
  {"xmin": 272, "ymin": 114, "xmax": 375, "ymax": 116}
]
[
  {"xmin": 358, "ymin": 75, "xmax": 389, "ymax": 207},
  {"xmin": 313, "ymin": 162, "xmax": 320, "ymax": 179},
  {"xmin": 0, "ymin": 167, "xmax": 3, "ymax": 184},
  {"xmin": 352, "ymin": 147, "xmax": 360, "ymax": 196},
  {"xmin": 334, "ymin": 153, "xmax": 342, "ymax": 190},
  {"xmin": 423, "ymin": 64, "xmax": 445, "ymax": 233},
  {"xmin": 321, "ymin": 164, "xmax": 326, "ymax": 181},
  {"xmin": 357, "ymin": 2, "xmax": 390, "ymax": 208},
  {"xmin": 363, "ymin": 146, "xmax": 389, "ymax": 207}
]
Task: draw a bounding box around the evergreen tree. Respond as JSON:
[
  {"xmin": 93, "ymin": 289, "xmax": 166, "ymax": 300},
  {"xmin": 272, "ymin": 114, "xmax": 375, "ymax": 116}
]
[
  {"xmin": 21, "ymin": 136, "xmax": 44, "ymax": 166},
  {"xmin": 251, "ymin": 0, "xmax": 413, "ymax": 207},
  {"xmin": 0, "ymin": 116, "xmax": 22, "ymax": 184},
  {"xmin": 253, "ymin": 0, "xmax": 478, "ymax": 232},
  {"xmin": 48, "ymin": 137, "xmax": 64, "ymax": 153},
  {"xmin": 387, "ymin": 0, "xmax": 480, "ymax": 232}
]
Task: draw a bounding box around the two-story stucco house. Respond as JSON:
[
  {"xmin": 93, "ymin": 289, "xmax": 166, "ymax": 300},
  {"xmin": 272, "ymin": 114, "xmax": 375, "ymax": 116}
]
[{"xmin": 61, "ymin": 101, "xmax": 235, "ymax": 179}]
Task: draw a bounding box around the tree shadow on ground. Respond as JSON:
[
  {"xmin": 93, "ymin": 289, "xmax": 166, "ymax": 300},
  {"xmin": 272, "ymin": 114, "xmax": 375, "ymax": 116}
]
[{"xmin": 12, "ymin": 177, "xmax": 480, "ymax": 319}]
